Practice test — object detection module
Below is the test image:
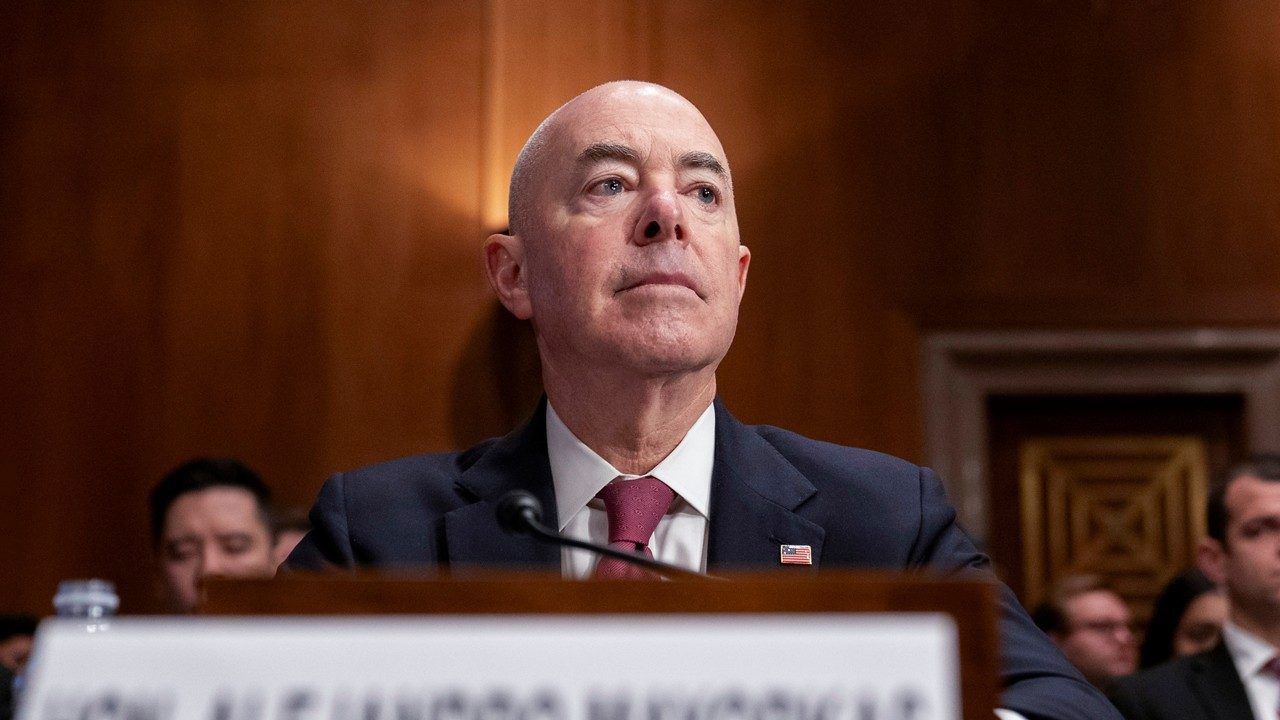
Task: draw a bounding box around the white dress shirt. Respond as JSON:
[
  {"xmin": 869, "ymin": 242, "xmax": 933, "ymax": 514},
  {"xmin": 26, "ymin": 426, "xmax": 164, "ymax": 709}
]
[
  {"xmin": 1223, "ymin": 620, "xmax": 1280, "ymax": 720},
  {"xmin": 546, "ymin": 401, "xmax": 714, "ymax": 578}
]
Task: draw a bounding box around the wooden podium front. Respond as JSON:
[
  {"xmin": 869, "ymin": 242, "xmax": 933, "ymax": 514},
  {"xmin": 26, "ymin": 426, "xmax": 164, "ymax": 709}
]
[{"xmin": 206, "ymin": 572, "xmax": 998, "ymax": 719}]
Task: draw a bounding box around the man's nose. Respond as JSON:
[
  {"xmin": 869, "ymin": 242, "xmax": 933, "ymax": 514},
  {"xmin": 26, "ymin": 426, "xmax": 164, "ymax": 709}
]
[
  {"xmin": 198, "ymin": 547, "xmax": 228, "ymax": 578},
  {"xmin": 634, "ymin": 189, "xmax": 684, "ymax": 245}
]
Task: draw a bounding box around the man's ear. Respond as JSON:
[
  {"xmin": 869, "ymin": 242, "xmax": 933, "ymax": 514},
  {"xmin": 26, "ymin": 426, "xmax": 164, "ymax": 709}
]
[
  {"xmin": 484, "ymin": 232, "xmax": 533, "ymax": 320},
  {"xmin": 736, "ymin": 244, "xmax": 751, "ymax": 299},
  {"xmin": 1197, "ymin": 536, "xmax": 1228, "ymax": 586}
]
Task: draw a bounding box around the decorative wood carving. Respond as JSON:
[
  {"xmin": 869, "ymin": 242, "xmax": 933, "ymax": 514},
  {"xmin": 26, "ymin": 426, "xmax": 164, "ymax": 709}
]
[{"xmin": 1019, "ymin": 435, "xmax": 1207, "ymax": 618}]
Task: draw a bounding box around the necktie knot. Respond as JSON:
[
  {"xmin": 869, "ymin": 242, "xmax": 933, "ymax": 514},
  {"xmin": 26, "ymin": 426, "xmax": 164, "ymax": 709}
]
[
  {"xmin": 1263, "ymin": 655, "xmax": 1280, "ymax": 679},
  {"xmin": 592, "ymin": 476, "xmax": 674, "ymax": 579},
  {"xmin": 595, "ymin": 476, "xmax": 675, "ymax": 547}
]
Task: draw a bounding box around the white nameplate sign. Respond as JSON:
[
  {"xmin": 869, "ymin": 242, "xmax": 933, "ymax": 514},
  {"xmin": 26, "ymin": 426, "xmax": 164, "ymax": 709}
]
[{"xmin": 19, "ymin": 614, "xmax": 959, "ymax": 720}]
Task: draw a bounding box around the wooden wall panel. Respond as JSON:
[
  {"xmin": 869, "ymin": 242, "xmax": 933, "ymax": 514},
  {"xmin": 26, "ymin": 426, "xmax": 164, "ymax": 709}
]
[
  {"xmin": 925, "ymin": 1, "xmax": 1280, "ymax": 326},
  {"xmin": 0, "ymin": 2, "xmax": 487, "ymax": 614}
]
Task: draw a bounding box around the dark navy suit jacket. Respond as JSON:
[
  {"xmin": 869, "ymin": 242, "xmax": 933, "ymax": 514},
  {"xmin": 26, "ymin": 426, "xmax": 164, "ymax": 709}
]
[
  {"xmin": 1108, "ymin": 642, "xmax": 1254, "ymax": 720},
  {"xmin": 286, "ymin": 398, "xmax": 1120, "ymax": 720}
]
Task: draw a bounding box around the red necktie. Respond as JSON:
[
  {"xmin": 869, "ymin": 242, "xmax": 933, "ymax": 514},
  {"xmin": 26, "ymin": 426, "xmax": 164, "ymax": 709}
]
[
  {"xmin": 592, "ymin": 476, "xmax": 675, "ymax": 579},
  {"xmin": 1263, "ymin": 656, "xmax": 1280, "ymax": 720}
]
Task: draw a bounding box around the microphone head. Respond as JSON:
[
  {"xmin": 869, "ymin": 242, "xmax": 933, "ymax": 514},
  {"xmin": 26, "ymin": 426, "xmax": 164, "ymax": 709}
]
[{"xmin": 495, "ymin": 490, "xmax": 543, "ymax": 535}]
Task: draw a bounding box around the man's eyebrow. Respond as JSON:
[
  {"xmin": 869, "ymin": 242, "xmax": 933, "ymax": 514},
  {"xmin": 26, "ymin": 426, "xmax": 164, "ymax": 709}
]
[
  {"xmin": 678, "ymin": 151, "xmax": 728, "ymax": 181},
  {"xmin": 577, "ymin": 142, "xmax": 640, "ymax": 165},
  {"xmin": 575, "ymin": 144, "xmax": 729, "ymax": 182}
]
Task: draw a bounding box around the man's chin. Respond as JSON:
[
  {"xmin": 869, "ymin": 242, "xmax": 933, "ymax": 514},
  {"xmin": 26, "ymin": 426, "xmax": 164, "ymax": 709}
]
[
  {"xmin": 1107, "ymin": 660, "xmax": 1137, "ymax": 677},
  {"xmin": 610, "ymin": 340, "xmax": 721, "ymax": 377},
  {"xmin": 627, "ymin": 354, "xmax": 714, "ymax": 377}
]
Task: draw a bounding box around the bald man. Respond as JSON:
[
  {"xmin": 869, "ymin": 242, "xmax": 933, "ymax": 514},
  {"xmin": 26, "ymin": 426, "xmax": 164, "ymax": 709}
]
[{"xmin": 286, "ymin": 82, "xmax": 1119, "ymax": 720}]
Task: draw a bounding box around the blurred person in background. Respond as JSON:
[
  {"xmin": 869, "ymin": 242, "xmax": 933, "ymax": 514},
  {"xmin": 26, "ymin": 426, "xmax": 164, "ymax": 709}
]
[
  {"xmin": 1110, "ymin": 456, "xmax": 1280, "ymax": 720},
  {"xmin": 1139, "ymin": 568, "xmax": 1227, "ymax": 669},
  {"xmin": 1033, "ymin": 575, "xmax": 1138, "ymax": 689},
  {"xmin": 0, "ymin": 615, "xmax": 36, "ymax": 720},
  {"xmin": 0, "ymin": 615, "xmax": 35, "ymax": 675},
  {"xmin": 150, "ymin": 458, "xmax": 277, "ymax": 613},
  {"xmin": 270, "ymin": 506, "xmax": 311, "ymax": 567}
]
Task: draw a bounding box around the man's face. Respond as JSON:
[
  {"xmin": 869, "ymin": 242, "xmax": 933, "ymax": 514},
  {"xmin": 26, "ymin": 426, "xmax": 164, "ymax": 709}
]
[
  {"xmin": 507, "ymin": 85, "xmax": 750, "ymax": 378},
  {"xmin": 1200, "ymin": 475, "xmax": 1280, "ymax": 626},
  {"xmin": 1052, "ymin": 590, "xmax": 1137, "ymax": 687},
  {"xmin": 158, "ymin": 486, "xmax": 275, "ymax": 613}
]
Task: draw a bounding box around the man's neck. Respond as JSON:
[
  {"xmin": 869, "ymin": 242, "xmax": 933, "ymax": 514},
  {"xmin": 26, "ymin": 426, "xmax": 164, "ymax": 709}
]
[
  {"xmin": 543, "ymin": 366, "xmax": 717, "ymax": 475},
  {"xmin": 1229, "ymin": 606, "xmax": 1280, "ymax": 650}
]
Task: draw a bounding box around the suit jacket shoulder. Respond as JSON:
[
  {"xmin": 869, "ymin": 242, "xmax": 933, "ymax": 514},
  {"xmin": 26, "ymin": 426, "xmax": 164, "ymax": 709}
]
[
  {"xmin": 749, "ymin": 422, "xmax": 977, "ymax": 569},
  {"xmin": 1108, "ymin": 643, "xmax": 1253, "ymax": 720},
  {"xmin": 285, "ymin": 401, "xmax": 566, "ymax": 571},
  {"xmin": 284, "ymin": 435, "xmax": 509, "ymax": 569}
]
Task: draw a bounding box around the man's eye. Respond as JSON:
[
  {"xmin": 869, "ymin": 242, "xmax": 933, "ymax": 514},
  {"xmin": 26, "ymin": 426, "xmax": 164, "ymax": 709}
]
[
  {"xmin": 694, "ymin": 186, "xmax": 718, "ymax": 204},
  {"xmin": 166, "ymin": 546, "xmax": 197, "ymax": 562},
  {"xmin": 1241, "ymin": 518, "xmax": 1280, "ymax": 538},
  {"xmin": 591, "ymin": 178, "xmax": 624, "ymax": 196},
  {"xmin": 1242, "ymin": 524, "xmax": 1268, "ymax": 538}
]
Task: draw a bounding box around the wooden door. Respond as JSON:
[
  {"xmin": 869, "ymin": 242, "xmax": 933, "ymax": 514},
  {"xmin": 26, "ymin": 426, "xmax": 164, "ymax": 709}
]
[{"xmin": 987, "ymin": 394, "xmax": 1245, "ymax": 620}]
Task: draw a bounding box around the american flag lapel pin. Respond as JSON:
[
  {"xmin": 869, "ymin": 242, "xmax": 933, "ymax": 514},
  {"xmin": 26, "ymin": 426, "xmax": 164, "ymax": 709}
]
[{"xmin": 780, "ymin": 544, "xmax": 812, "ymax": 565}]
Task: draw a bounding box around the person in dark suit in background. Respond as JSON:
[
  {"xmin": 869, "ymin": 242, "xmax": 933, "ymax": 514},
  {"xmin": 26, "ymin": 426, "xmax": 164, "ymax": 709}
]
[
  {"xmin": 1110, "ymin": 456, "xmax": 1280, "ymax": 720},
  {"xmin": 286, "ymin": 81, "xmax": 1120, "ymax": 720}
]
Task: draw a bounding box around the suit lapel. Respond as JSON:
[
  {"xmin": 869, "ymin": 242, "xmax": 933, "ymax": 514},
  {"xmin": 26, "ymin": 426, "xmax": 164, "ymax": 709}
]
[
  {"xmin": 1188, "ymin": 642, "xmax": 1254, "ymax": 720},
  {"xmin": 706, "ymin": 399, "xmax": 825, "ymax": 572},
  {"xmin": 443, "ymin": 399, "xmax": 560, "ymax": 571}
]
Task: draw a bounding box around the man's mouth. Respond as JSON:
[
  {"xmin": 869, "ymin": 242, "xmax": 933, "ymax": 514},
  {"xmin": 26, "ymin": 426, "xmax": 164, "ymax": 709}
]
[{"xmin": 617, "ymin": 272, "xmax": 703, "ymax": 298}]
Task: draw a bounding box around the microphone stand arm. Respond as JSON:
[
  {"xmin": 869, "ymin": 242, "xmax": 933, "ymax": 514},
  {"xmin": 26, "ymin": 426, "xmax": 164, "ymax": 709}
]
[{"xmin": 517, "ymin": 509, "xmax": 715, "ymax": 581}]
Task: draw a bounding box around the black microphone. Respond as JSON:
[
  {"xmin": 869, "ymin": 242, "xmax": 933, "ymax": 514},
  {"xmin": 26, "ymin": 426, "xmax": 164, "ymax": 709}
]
[{"xmin": 495, "ymin": 490, "xmax": 712, "ymax": 580}]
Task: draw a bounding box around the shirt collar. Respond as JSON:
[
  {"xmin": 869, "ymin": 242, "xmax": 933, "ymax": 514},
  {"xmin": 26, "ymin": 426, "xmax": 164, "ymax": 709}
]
[
  {"xmin": 545, "ymin": 401, "xmax": 715, "ymax": 531},
  {"xmin": 1222, "ymin": 620, "xmax": 1279, "ymax": 677}
]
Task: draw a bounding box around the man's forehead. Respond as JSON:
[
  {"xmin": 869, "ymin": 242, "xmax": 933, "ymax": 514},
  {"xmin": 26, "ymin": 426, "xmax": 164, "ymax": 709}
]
[
  {"xmin": 1227, "ymin": 475, "xmax": 1280, "ymax": 515},
  {"xmin": 165, "ymin": 487, "xmax": 265, "ymax": 529},
  {"xmin": 1069, "ymin": 590, "xmax": 1125, "ymax": 612},
  {"xmin": 506, "ymin": 82, "xmax": 733, "ymax": 233},
  {"xmin": 554, "ymin": 91, "xmax": 727, "ymax": 168}
]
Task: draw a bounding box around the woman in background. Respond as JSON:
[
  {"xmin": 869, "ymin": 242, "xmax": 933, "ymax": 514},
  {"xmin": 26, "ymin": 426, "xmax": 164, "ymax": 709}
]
[{"xmin": 1139, "ymin": 568, "xmax": 1228, "ymax": 669}]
